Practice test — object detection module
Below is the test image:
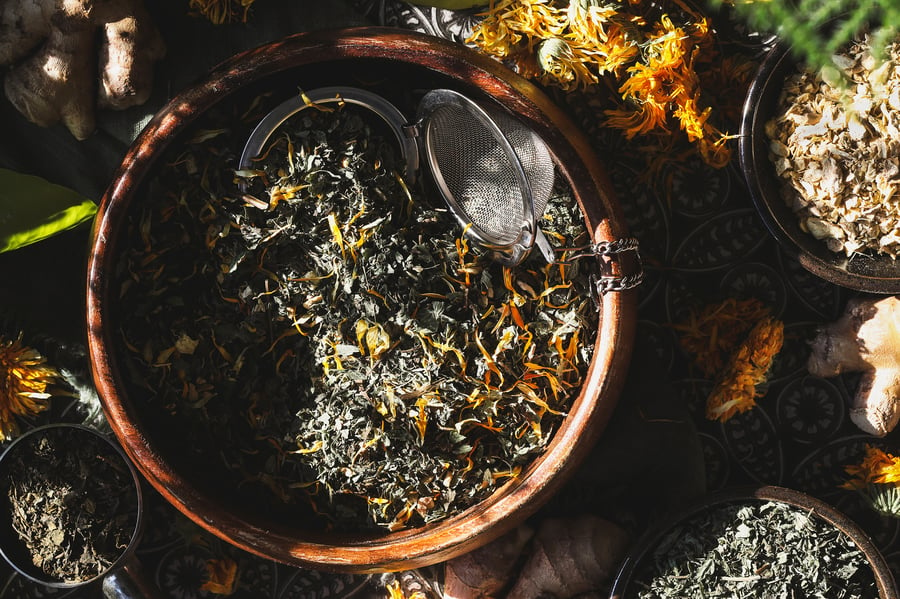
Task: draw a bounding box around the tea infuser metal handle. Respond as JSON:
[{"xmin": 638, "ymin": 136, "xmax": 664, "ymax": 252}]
[{"xmin": 240, "ymin": 86, "xmax": 419, "ymax": 184}]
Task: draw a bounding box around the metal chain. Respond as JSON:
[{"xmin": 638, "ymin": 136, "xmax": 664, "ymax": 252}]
[
  {"xmin": 569, "ymin": 236, "xmax": 644, "ymax": 295},
  {"xmin": 585, "ymin": 237, "xmax": 641, "ymax": 257},
  {"xmin": 594, "ymin": 270, "xmax": 645, "ymax": 294}
]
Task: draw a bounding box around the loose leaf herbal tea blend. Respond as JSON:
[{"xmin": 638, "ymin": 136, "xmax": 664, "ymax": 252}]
[
  {"xmin": 3, "ymin": 427, "xmax": 139, "ymax": 583},
  {"xmin": 116, "ymin": 92, "xmax": 598, "ymax": 531},
  {"xmin": 630, "ymin": 500, "xmax": 879, "ymax": 598}
]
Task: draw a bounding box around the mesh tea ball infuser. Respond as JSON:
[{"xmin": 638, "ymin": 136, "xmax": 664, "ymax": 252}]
[{"xmin": 240, "ymin": 86, "xmax": 641, "ymax": 288}]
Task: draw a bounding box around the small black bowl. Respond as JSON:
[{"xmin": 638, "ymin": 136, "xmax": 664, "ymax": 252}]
[
  {"xmin": 609, "ymin": 485, "xmax": 899, "ymax": 599},
  {"xmin": 739, "ymin": 43, "xmax": 900, "ymax": 294}
]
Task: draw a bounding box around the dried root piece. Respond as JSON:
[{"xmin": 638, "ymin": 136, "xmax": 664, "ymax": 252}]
[
  {"xmin": 443, "ymin": 525, "xmax": 535, "ymax": 599},
  {"xmin": 0, "ymin": 0, "xmax": 53, "ymax": 64},
  {"xmin": 441, "ymin": 516, "xmax": 628, "ymax": 599},
  {"xmin": 0, "ymin": 0, "xmax": 165, "ymax": 140},
  {"xmin": 808, "ymin": 296, "xmax": 900, "ymax": 437},
  {"xmin": 96, "ymin": 0, "xmax": 164, "ymax": 110},
  {"xmin": 505, "ymin": 515, "xmax": 629, "ymax": 599}
]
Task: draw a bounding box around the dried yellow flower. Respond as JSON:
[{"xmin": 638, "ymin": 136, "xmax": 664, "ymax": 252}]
[
  {"xmin": 536, "ymin": 38, "xmax": 599, "ymax": 91},
  {"xmin": 188, "ymin": 0, "xmax": 257, "ymax": 25},
  {"xmin": 674, "ymin": 297, "xmax": 773, "ymax": 378},
  {"xmin": 843, "ymin": 445, "xmax": 900, "ymax": 517},
  {"xmin": 845, "ymin": 445, "xmax": 900, "ymax": 487},
  {"xmin": 704, "ymin": 316, "xmax": 784, "ymax": 422},
  {"xmin": 469, "ymin": 0, "xmax": 733, "ymax": 169},
  {"xmin": 385, "ymin": 578, "xmax": 430, "ymax": 599},
  {"xmin": 674, "ymin": 298, "xmax": 784, "ymax": 423},
  {"xmin": 201, "ymin": 557, "xmax": 238, "ymax": 595},
  {"xmin": 0, "ymin": 334, "xmax": 60, "ymax": 441}
]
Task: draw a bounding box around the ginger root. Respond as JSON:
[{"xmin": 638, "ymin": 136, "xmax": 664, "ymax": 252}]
[
  {"xmin": 443, "ymin": 525, "xmax": 535, "ymax": 599},
  {"xmin": 0, "ymin": 0, "xmax": 165, "ymax": 140},
  {"xmin": 504, "ymin": 515, "xmax": 629, "ymax": 599},
  {"xmin": 443, "ymin": 515, "xmax": 628, "ymax": 599},
  {"xmin": 808, "ymin": 295, "xmax": 900, "ymax": 437}
]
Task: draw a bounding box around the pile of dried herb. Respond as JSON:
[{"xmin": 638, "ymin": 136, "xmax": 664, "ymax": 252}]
[
  {"xmin": 629, "ymin": 500, "xmax": 879, "ymax": 598},
  {"xmin": 116, "ymin": 94, "xmax": 597, "ymax": 531},
  {"xmin": 767, "ymin": 37, "xmax": 900, "ymax": 258},
  {"xmin": 3, "ymin": 427, "xmax": 138, "ymax": 583}
]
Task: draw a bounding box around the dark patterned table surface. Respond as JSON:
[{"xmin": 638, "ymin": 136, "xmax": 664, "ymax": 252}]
[{"xmin": 1, "ymin": 1, "xmax": 898, "ymax": 597}]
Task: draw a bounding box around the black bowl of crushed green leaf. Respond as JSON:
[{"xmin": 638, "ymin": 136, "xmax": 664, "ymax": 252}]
[
  {"xmin": 610, "ymin": 485, "xmax": 898, "ymax": 599},
  {"xmin": 86, "ymin": 27, "xmax": 638, "ymax": 572}
]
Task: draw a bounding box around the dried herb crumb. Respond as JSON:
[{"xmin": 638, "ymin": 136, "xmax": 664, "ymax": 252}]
[
  {"xmin": 116, "ymin": 93, "xmax": 598, "ymax": 531},
  {"xmin": 631, "ymin": 500, "xmax": 879, "ymax": 599},
  {"xmin": 3, "ymin": 427, "xmax": 138, "ymax": 583}
]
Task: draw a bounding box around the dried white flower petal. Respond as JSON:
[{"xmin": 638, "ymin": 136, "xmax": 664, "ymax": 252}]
[{"xmin": 766, "ymin": 36, "xmax": 900, "ymax": 259}]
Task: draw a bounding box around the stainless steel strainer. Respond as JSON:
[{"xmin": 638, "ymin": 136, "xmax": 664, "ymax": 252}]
[
  {"xmin": 415, "ymin": 89, "xmax": 555, "ymax": 265},
  {"xmin": 240, "ymin": 86, "xmax": 555, "ymax": 265}
]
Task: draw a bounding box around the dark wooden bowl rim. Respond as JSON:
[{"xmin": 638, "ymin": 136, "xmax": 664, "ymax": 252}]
[{"xmin": 86, "ymin": 26, "xmax": 636, "ymax": 573}]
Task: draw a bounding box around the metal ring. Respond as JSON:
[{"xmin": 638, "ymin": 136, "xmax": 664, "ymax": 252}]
[{"xmin": 239, "ymin": 87, "xmax": 418, "ymax": 183}]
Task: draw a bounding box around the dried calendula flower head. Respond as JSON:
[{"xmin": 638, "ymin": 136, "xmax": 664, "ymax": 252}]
[
  {"xmin": 200, "ymin": 556, "xmax": 238, "ymax": 595},
  {"xmin": 0, "ymin": 334, "xmax": 60, "ymax": 440},
  {"xmin": 536, "ymin": 38, "xmax": 598, "ymax": 91},
  {"xmin": 673, "ymin": 298, "xmax": 784, "ymax": 422},
  {"xmin": 469, "ymin": 0, "xmax": 733, "ymax": 170},
  {"xmin": 843, "ymin": 445, "xmax": 900, "ymax": 518},
  {"xmin": 704, "ymin": 316, "xmax": 784, "ymax": 422},
  {"xmin": 674, "ymin": 297, "xmax": 773, "ymax": 378}
]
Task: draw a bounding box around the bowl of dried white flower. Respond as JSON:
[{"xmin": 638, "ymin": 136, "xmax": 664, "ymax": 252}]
[{"xmin": 740, "ymin": 40, "xmax": 900, "ymax": 293}]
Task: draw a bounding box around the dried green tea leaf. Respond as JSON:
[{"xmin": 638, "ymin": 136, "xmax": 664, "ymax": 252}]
[
  {"xmin": 115, "ymin": 94, "xmax": 598, "ymax": 532},
  {"xmin": 631, "ymin": 500, "xmax": 878, "ymax": 599}
]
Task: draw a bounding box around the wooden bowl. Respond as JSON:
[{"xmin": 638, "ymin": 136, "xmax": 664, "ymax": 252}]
[
  {"xmin": 610, "ymin": 485, "xmax": 898, "ymax": 599},
  {"xmin": 86, "ymin": 27, "xmax": 637, "ymax": 573},
  {"xmin": 739, "ymin": 43, "xmax": 900, "ymax": 294}
]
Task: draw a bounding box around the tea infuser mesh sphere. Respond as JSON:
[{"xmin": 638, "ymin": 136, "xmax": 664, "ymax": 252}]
[
  {"xmin": 239, "ymin": 86, "xmax": 555, "ymax": 265},
  {"xmin": 415, "ymin": 89, "xmax": 556, "ymax": 265},
  {"xmin": 423, "ymin": 102, "xmax": 528, "ymax": 245}
]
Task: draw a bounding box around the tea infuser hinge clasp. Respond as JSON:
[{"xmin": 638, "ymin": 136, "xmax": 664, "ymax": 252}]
[{"xmin": 571, "ymin": 237, "xmax": 643, "ymax": 295}]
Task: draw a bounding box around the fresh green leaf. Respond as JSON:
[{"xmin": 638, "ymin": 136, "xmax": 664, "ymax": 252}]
[
  {"xmin": 0, "ymin": 168, "xmax": 98, "ymax": 253},
  {"xmin": 709, "ymin": 0, "xmax": 900, "ymax": 74}
]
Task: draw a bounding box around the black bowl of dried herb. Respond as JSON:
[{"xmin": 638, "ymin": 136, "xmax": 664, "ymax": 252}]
[
  {"xmin": 86, "ymin": 27, "xmax": 638, "ymax": 572},
  {"xmin": 0, "ymin": 424, "xmax": 159, "ymax": 596},
  {"xmin": 609, "ymin": 485, "xmax": 898, "ymax": 599},
  {"xmin": 739, "ymin": 40, "xmax": 900, "ymax": 294}
]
